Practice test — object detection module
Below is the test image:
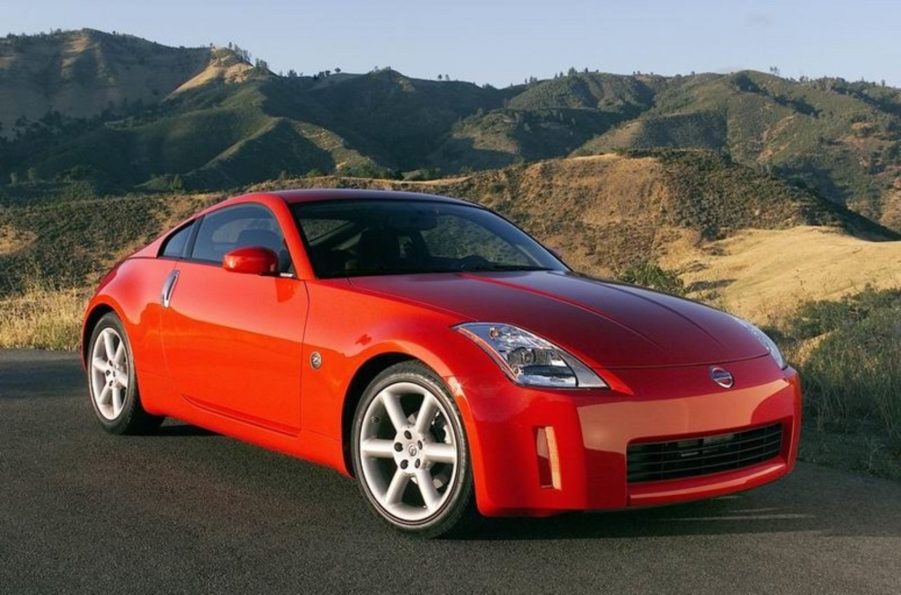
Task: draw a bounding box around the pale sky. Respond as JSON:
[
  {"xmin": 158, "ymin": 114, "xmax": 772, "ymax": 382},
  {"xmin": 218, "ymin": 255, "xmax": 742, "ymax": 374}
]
[{"xmin": 5, "ymin": 0, "xmax": 901, "ymax": 87}]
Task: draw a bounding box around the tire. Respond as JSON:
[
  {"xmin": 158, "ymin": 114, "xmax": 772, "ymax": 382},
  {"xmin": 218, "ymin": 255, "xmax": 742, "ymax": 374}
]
[
  {"xmin": 86, "ymin": 312, "xmax": 164, "ymax": 435},
  {"xmin": 351, "ymin": 361, "xmax": 477, "ymax": 538}
]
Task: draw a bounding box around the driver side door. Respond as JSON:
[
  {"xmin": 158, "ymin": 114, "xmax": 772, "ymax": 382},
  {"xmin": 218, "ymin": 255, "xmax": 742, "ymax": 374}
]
[{"xmin": 160, "ymin": 203, "xmax": 308, "ymax": 434}]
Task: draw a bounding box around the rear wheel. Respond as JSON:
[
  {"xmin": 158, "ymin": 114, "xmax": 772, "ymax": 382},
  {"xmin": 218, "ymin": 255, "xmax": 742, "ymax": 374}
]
[
  {"xmin": 87, "ymin": 313, "xmax": 163, "ymax": 434},
  {"xmin": 351, "ymin": 361, "xmax": 476, "ymax": 538}
]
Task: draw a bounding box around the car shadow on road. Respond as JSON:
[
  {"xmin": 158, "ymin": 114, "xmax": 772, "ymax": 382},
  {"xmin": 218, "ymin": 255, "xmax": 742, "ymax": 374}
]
[
  {"xmin": 154, "ymin": 423, "xmax": 218, "ymax": 437},
  {"xmin": 464, "ymin": 496, "xmax": 819, "ymax": 540}
]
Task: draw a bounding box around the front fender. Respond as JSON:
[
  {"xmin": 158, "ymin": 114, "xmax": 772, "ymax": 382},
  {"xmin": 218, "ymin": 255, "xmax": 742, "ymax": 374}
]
[{"xmin": 298, "ymin": 281, "xmax": 504, "ymax": 472}]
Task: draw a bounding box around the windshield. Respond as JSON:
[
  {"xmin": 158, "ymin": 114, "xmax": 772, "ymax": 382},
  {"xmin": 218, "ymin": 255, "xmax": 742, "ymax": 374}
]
[{"xmin": 292, "ymin": 199, "xmax": 566, "ymax": 278}]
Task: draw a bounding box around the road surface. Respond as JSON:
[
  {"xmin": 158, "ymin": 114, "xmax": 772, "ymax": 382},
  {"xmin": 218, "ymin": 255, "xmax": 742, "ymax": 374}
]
[{"xmin": 1, "ymin": 350, "xmax": 899, "ymax": 593}]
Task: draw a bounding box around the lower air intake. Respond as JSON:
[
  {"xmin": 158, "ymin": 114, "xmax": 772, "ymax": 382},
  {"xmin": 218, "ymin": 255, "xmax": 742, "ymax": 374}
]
[{"xmin": 627, "ymin": 423, "xmax": 783, "ymax": 483}]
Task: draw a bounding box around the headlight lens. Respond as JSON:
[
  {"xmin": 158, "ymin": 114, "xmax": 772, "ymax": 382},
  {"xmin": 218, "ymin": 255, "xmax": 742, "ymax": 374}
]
[
  {"xmin": 455, "ymin": 323, "xmax": 607, "ymax": 388},
  {"xmin": 733, "ymin": 316, "xmax": 787, "ymax": 369}
]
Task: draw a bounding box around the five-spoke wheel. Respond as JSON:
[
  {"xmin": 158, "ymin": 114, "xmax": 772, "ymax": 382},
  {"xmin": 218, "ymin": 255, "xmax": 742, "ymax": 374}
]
[
  {"xmin": 87, "ymin": 312, "xmax": 163, "ymax": 434},
  {"xmin": 90, "ymin": 327, "xmax": 130, "ymax": 420},
  {"xmin": 352, "ymin": 362, "xmax": 475, "ymax": 537}
]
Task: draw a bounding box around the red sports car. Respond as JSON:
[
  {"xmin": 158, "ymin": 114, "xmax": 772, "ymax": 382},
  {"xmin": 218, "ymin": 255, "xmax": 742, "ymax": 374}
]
[{"xmin": 82, "ymin": 189, "xmax": 801, "ymax": 537}]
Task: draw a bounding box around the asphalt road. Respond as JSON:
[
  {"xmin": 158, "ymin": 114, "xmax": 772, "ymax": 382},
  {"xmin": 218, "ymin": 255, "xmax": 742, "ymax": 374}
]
[{"xmin": 1, "ymin": 350, "xmax": 900, "ymax": 594}]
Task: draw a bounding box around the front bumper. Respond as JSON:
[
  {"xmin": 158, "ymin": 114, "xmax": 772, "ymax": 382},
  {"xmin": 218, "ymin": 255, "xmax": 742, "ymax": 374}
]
[{"xmin": 450, "ymin": 355, "xmax": 802, "ymax": 517}]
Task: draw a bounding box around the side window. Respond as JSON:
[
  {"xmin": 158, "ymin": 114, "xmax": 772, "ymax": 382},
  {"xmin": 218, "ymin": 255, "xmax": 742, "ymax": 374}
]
[
  {"xmin": 159, "ymin": 221, "xmax": 194, "ymax": 259},
  {"xmin": 190, "ymin": 204, "xmax": 290, "ymax": 271}
]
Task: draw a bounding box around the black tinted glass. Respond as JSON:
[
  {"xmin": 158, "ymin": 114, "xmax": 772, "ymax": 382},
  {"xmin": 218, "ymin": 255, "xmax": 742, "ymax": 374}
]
[
  {"xmin": 293, "ymin": 200, "xmax": 565, "ymax": 278},
  {"xmin": 160, "ymin": 222, "xmax": 194, "ymax": 259},
  {"xmin": 191, "ymin": 204, "xmax": 291, "ymax": 272}
]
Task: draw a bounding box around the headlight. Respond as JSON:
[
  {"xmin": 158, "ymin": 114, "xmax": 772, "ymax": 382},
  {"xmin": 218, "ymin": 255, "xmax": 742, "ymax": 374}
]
[
  {"xmin": 733, "ymin": 316, "xmax": 787, "ymax": 369},
  {"xmin": 455, "ymin": 323, "xmax": 607, "ymax": 388}
]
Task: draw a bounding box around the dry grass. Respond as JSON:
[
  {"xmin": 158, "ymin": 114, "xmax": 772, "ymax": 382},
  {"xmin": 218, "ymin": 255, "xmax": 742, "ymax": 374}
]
[
  {"xmin": 0, "ymin": 280, "xmax": 87, "ymax": 350},
  {"xmin": 0, "ymin": 224, "xmax": 36, "ymax": 256},
  {"xmin": 169, "ymin": 48, "xmax": 252, "ymax": 96},
  {"xmin": 661, "ymin": 225, "xmax": 901, "ymax": 324}
]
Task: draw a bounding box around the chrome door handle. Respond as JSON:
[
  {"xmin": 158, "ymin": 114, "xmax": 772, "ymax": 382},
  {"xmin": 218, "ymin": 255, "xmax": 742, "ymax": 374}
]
[{"xmin": 160, "ymin": 270, "xmax": 180, "ymax": 308}]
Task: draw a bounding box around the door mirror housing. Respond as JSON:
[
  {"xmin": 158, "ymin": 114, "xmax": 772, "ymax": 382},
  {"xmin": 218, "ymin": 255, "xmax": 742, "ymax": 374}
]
[{"xmin": 223, "ymin": 247, "xmax": 279, "ymax": 276}]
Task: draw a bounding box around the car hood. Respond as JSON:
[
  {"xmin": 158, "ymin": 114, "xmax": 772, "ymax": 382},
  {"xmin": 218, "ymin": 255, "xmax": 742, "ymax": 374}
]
[{"xmin": 348, "ymin": 271, "xmax": 768, "ymax": 369}]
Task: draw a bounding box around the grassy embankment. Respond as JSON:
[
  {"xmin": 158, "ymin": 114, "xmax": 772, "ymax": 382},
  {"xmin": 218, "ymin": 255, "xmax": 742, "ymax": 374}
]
[
  {"xmin": 0, "ymin": 191, "xmax": 217, "ymax": 350},
  {"xmin": 777, "ymin": 288, "xmax": 901, "ymax": 480},
  {"xmin": 0, "ymin": 280, "xmax": 86, "ymax": 350}
]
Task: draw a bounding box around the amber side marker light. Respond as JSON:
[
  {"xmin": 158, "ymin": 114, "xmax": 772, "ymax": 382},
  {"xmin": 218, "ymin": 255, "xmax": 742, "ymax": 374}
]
[{"xmin": 536, "ymin": 427, "xmax": 562, "ymax": 490}]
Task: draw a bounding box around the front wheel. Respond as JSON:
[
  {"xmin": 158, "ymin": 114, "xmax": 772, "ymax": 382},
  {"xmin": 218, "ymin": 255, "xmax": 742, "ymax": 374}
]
[
  {"xmin": 87, "ymin": 312, "xmax": 164, "ymax": 434},
  {"xmin": 351, "ymin": 361, "xmax": 477, "ymax": 538}
]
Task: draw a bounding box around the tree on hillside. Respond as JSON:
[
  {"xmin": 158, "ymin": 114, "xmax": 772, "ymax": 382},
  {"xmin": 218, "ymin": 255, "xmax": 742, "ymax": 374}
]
[
  {"xmin": 229, "ymin": 44, "xmax": 251, "ymax": 63},
  {"xmin": 769, "ymin": 66, "xmax": 781, "ymax": 76}
]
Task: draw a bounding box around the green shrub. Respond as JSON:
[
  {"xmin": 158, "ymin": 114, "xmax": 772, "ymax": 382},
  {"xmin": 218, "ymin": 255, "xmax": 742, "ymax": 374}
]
[
  {"xmin": 785, "ymin": 287, "xmax": 900, "ymax": 339},
  {"xmin": 782, "ymin": 287, "xmax": 901, "ymax": 444},
  {"xmin": 616, "ymin": 262, "xmax": 686, "ymax": 296}
]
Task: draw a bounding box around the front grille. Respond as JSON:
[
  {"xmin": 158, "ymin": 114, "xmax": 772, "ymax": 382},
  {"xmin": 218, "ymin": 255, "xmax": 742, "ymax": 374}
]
[{"xmin": 627, "ymin": 423, "xmax": 783, "ymax": 483}]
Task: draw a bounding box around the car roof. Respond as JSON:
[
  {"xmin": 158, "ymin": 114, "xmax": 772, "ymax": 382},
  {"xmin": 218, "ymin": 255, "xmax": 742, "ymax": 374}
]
[{"xmin": 267, "ymin": 188, "xmax": 476, "ymax": 207}]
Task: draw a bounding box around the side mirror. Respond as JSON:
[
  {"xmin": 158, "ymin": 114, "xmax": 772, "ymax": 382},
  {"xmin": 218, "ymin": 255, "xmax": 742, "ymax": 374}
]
[{"xmin": 223, "ymin": 247, "xmax": 279, "ymax": 276}]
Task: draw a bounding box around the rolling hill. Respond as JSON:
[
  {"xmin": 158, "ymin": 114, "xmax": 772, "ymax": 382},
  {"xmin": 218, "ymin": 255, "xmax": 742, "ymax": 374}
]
[
  {"xmin": 0, "ymin": 29, "xmax": 213, "ymax": 133},
  {"xmin": 1, "ymin": 29, "xmax": 899, "ymax": 233},
  {"xmin": 576, "ymin": 71, "xmax": 901, "ymax": 229},
  {"xmin": 2, "ymin": 152, "xmax": 895, "ymax": 305}
]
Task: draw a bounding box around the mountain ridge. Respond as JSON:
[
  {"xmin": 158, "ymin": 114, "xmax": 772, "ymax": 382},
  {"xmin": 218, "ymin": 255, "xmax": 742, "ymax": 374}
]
[{"xmin": 1, "ymin": 29, "xmax": 899, "ymax": 231}]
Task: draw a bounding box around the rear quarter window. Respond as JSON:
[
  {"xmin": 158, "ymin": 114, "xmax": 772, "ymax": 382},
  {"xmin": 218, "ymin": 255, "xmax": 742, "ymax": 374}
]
[{"xmin": 159, "ymin": 222, "xmax": 195, "ymax": 259}]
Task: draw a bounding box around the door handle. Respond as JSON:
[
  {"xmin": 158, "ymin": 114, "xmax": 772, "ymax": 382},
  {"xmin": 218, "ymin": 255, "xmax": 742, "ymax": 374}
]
[{"xmin": 161, "ymin": 270, "xmax": 180, "ymax": 308}]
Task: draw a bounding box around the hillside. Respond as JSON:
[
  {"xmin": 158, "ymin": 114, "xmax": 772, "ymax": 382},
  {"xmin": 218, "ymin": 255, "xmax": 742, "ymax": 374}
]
[
  {"xmin": 429, "ymin": 73, "xmax": 664, "ymax": 171},
  {"xmin": 0, "ymin": 29, "xmax": 213, "ymax": 135},
  {"xmin": 660, "ymin": 226, "xmax": 901, "ymax": 322},
  {"xmin": 1, "ymin": 30, "xmax": 899, "ymax": 233},
  {"xmin": 576, "ymin": 71, "xmax": 901, "ymax": 229},
  {"xmin": 3, "ymin": 152, "xmax": 894, "ymax": 302}
]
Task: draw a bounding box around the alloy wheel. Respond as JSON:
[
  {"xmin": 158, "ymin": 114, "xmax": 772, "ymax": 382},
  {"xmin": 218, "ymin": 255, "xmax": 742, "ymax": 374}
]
[
  {"xmin": 357, "ymin": 381, "xmax": 460, "ymax": 523},
  {"xmin": 89, "ymin": 327, "xmax": 130, "ymax": 420}
]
